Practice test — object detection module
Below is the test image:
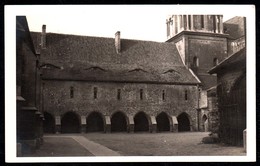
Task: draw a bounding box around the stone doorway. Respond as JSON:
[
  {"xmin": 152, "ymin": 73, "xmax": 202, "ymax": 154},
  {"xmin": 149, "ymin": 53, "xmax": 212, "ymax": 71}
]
[
  {"xmin": 43, "ymin": 112, "xmax": 55, "ymax": 134},
  {"xmin": 202, "ymin": 115, "xmax": 209, "ymax": 132},
  {"xmin": 177, "ymin": 112, "xmax": 191, "ymax": 132},
  {"xmin": 134, "ymin": 112, "xmax": 149, "ymax": 132},
  {"xmin": 86, "ymin": 112, "xmax": 104, "ymax": 132},
  {"xmin": 156, "ymin": 112, "xmax": 170, "ymax": 132},
  {"xmin": 61, "ymin": 112, "xmax": 80, "ymax": 133}
]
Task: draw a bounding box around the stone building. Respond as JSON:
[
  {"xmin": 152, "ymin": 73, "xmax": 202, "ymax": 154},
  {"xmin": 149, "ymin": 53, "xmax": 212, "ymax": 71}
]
[
  {"xmin": 30, "ymin": 29, "xmax": 201, "ymax": 134},
  {"xmin": 208, "ymin": 16, "xmax": 246, "ymax": 146},
  {"xmin": 208, "ymin": 48, "xmax": 246, "ymax": 146},
  {"xmin": 16, "ymin": 16, "xmax": 43, "ymax": 155},
  {"xmin": 165, "ymin": 15, "xmax": 229, "ymax": 132},
  {"xmin": 165, "ymin": 15, "xmax": 246, "ymax": 133}
]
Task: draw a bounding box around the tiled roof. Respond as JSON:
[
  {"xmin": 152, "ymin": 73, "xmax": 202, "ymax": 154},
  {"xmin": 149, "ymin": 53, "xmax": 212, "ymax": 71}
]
[{"xmin": 31, "ymin": 32, "xmax": 200, "ymax": 85}]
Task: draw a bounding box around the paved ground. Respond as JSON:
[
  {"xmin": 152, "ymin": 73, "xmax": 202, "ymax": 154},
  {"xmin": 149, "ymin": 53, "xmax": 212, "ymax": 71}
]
[
  {"xmin": 24, "ymin": 132, "xmax": 246, "ymax": 157},
  {"xmin": 23, "ymin": 136, "xmax": 93, "ymax": 157},
  {"xmin": 83, "ymin": 132, "xmax": 246, "ymax": 156}
]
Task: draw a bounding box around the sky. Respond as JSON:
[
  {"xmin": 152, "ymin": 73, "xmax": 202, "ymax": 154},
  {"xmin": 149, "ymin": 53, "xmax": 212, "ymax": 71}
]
[{"xmin": 17, "ymin": 5, "xmax": 251, "ymax": 42}]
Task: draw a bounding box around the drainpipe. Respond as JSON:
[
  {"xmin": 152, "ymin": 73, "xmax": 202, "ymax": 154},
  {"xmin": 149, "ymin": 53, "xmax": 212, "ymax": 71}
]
[{"xmin": 197, "ymin": 84, "xmax": 200, "ymax": 131}]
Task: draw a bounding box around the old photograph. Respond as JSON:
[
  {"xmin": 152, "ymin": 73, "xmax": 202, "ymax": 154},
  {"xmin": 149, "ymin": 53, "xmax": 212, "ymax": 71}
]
[{"xmin": 5, "ymin": 5, "xmax": 256, "ymax": 162}]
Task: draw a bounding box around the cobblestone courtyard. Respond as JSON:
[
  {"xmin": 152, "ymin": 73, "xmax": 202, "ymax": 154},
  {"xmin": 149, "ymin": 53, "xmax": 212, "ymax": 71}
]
[{"xmin": 25, "ymin": 132, "xmax": 246, "ymax": 157}]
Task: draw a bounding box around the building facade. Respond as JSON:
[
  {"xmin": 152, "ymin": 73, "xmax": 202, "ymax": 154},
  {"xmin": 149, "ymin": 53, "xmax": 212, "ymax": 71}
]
[
  {"xmin": 209, "ymin": 48, "xmax": 246, "ymax": 146},
  {"xmin": 30, "ymin": 29, "xmax": 201, "ymax": 134},
  {"xmin": 16, "ymin": 16, "xmax": 43, "ymax": 155},
  {"xmin": 166, "ymin": 15, "xmax": 246, "ymax": 133}
]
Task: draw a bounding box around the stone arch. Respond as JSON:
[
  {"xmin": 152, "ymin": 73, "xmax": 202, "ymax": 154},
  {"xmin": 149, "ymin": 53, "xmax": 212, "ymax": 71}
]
[
  {"xmin": 61, "ymin": 111, "xmax": 80, "ymax": 133},
  {"xmin": 177, "ymin": 112, "xmax": 191, "ymax": 132},
  {"xmin": 156, "ymin": 112, "xmax": 170, "ymax": 132},
  {"xmin": 202, "ymin": 114, "xmax": 208, "ymax": 132},
  {"xmin": 86, "ymin": 111, "xmax": 104, "ymax": 132},
  {"xmin": 134, "ymin": 111, "xmax": 150, "ymax": 132},
  {"xmin": 43, "ymin": 111, "xmax": 55, "ymax": 134},
  {"xmin": 111, "ymin": 111, "xmax": 128, "ymax": 132}
]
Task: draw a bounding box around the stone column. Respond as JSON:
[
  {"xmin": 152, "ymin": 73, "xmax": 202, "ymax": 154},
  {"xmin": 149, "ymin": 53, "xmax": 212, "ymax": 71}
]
[
  {"xmin": 177, "ymin": 15, "xmax": 181, "ymax": 33},
  {"xmin": 219, "ymin": 15, "xmax": 223, "ymax": 33},
  {"xmin": 186, "ymin": 15, "xmax": 189, "ymax": 30},
  {"xmin": 55, "ymin": 116, "xmax": 61, "ymax": 134},
  {"xmin": 172, "ymin": 16, "xmax": 176, "ymax": 36},
  {"xmin": 215, "ymin": 15, "xmax": 219, "ymax": 33},
  {"xmin": 204, "ymin": 15, "xmax": 208, "ymax": 31},
  {"xmin": 104, "ymin": 116, "xmax": 111, "ymax": 133},
  {"xmin": 190, "ymin": 15, "xmax": 194, "ymax": 31},
  {"xmin": 171, "ymin": 116, "xmax": 178, "ymax": 132},
  {"xmin": 127, "ymin": 115, "xmax": 134, "ymax": 133},
  {"xmin": 80, "ymin": 116, "xmax": 86, "ymax": 133},
  {"xmin": 149, "ymin": 116, "xmax": 157, "ymax": 133},
  {"xmin": 181, "ymin": 15, "xmax": 184, "ymax": 31}
]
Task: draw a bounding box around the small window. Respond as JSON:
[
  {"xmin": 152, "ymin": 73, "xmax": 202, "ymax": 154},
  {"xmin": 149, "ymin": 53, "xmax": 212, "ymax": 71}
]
[
  {"xmin": 213, "ymin": 58, "xmax": 219, "ymax": 66},
  {"xmin": 117, "ymin": 89, "xmax": 121, "ymax": 100},
  {"xmin": 193, "ymin": 56, "xmax": 199, "ymax": 67},
  {"xmin": 70, "ymin": 86, "xmax": 74, "ymax": 98},
  {"xmin": 162, "ymin": 90, "xmax": 165, "ymax": 101},
  {"xmin": 140, "ymin": 89, "xmax": 143, "ymax": 100},
  {"xmin": 94, "ymin": 87, "xmax": 97, "ymax": 99},
  {"xmin": 185, "ymin": 90, "xmax": 188, "ymax": 100}
]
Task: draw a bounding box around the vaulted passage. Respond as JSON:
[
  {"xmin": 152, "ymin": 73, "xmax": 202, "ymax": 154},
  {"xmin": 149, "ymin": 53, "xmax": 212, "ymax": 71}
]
[
  {"xmin": 86, "ymin": 112, "xmax": 104, "ymax": 132},
  {"xmin": 156, "ymin": 112, "xmax": 170, "ymax": 132},
  {"xmin": 43, "ymin": 112, "xmax": 55, "ymax": 133},
  {"xmin": 61, "ymin": 112, "xmax": 80, "ymax": 133},
  {"xmin": 111, "ymin": 112, "xmax": 127, "ymax": 132},
  {"xmin": 177, "ymin": 113, "xmax": 191, "ymax": 132},
  {"xmin": 134, "ymin": 112, "xmax": 149, "ymax": 132}
]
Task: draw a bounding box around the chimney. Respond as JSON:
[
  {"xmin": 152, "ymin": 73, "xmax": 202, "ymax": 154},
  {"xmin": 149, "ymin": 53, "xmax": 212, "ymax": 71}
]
[
  {"xmin": 115, "ymin": 31, "xmax": 121, "ymax": 54},
  {"xmin": 41, "ymin": 24, "xmax": 46, "ymax": 49}
]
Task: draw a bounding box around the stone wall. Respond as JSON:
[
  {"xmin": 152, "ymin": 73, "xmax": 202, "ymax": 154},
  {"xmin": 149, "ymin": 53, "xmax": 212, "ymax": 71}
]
[{"xmin": 42, "ymin": 80, "xmax": 199, "ymax": 131}]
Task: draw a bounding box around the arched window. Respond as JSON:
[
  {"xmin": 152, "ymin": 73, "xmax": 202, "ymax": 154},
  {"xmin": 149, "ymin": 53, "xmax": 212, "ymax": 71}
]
[
  {"xmin": 193, "ymin": 56, "xmax": 199, "ymax": 67},
  {"xmin": 213, "ymin": 58, "xmax": 219, "ymax": 66}
]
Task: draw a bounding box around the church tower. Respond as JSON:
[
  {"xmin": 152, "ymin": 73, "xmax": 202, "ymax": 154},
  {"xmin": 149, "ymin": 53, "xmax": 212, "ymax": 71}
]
[{"xmin": 166, "ymin": 15, "xmax": 229, "ymax": 90}]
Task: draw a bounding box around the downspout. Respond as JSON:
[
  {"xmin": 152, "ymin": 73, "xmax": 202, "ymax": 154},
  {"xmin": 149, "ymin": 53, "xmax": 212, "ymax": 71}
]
[{"xmin": 197, "ymin": 84, "xmax": 200, "ymax": 131}]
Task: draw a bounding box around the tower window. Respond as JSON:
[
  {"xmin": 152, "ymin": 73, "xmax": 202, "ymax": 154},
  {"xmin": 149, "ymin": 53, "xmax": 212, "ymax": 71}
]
[
  {"xmin": 70, "ymin": 86, "xmax": 74, "ymax": 98},
  {"xmin": 162, "ymin": 90, "xmax": 165, "ymax": 101},
  {"xmin": 201, "ymin": 15, "xmax": 204, "ymax": 29},
  {"xmin": 213, "ymin": 15, "xmax": 216, "ymax": 33},
  {"xmin": 213, "ymin": 58, "xmax": 219, "ymax": 66},
  {"xmin": 185, "ymin": 90, "xmax": 188, "ymax": 100},
  {"xmin": 117, "ymin": 89, "xmax": 121, "ymax": 100},
  {"xmin": 94, "ymin": 87, "xmax": 97, "ymax": 99},
  {"xmin": 188, "ymin": 15, "xmax": 191, "ymax": 30},
  {"xmin": 193, "ymin": 56, "xmax": 199, "ymax": 67},
  {"xmin": 140, "ymin": 89, "xmax": 143, "ymax": 100}
]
